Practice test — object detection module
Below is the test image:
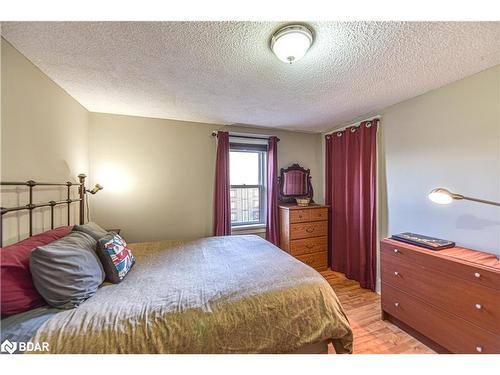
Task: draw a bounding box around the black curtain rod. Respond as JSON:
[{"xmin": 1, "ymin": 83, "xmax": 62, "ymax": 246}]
[{"xmin": 211, "ymin": 131, "xmax": 280, "ymax": 142}]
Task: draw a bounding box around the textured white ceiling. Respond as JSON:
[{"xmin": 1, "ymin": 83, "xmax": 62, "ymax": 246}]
[{"xmin": 2, "ymin": 22, "xmax": 499, "ymax": 132}]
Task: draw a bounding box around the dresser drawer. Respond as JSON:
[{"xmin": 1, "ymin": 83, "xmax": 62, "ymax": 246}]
[
  {"xmin": 289, "ymin": 209, "xmax": 311, "ymax": 223},
  {"xmin": 295, "ymin": 251, "xmax": 327, "ymax": 271},
  {"xmin": 290, "ymin": 236, "xmax": 327, "ymax": 256},
  {"xmin": 382, "ymin": 283, "xmax": 500, "ymax": 354},
  {"xmin": 290, "ymin": 221, "xmax": 327, "ymax": 240},
  {"xmin": 381, "ymin": 241, "xmax": 500, "ymax": 290},
  {"xmin": 310, "ymin": 208, "xmax": 328, "ymax": 222},
  {"xmin": 382, "ymin": 255, "xmax": 500, "ymax": 335}
]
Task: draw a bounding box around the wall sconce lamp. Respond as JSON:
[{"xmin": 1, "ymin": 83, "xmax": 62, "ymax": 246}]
[
  {"xmin": 87, "ymin": 184, "xmax": 103, "ymax": 195},
  {"xmin": 428, "ymin": 188, "xmax": 500, "ymax": 207}
]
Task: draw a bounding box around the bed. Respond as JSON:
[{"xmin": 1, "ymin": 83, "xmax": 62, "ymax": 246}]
[{"xmin": 1, "ymin": 176, "xmax": 352, "ymax": 354}]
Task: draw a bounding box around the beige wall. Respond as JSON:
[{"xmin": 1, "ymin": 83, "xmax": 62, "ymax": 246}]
[
  {"xmin": 380, "ymin": 65, "xmax": 500, "ymax": 256},
  {"xmin": 1, "ymin": 39, "xmax": 89, "ymax": 244},
  {"xmin": 88, "ymin": 113, "xmax": 323, "ymax": 243},
  {"xmin": 228, "ymin": 124, "xmax": 324, "ymax": 203},
  {"xmin": 4, "ymin": 34, "xmax": 498, "ymax": 262},
  {"xmin": 1, "ymin": 37, "xmax": 323, "ymax": 245},
  {"xmin": 321, "ymin": 65, "xmax": 499, "ymax": 292}
]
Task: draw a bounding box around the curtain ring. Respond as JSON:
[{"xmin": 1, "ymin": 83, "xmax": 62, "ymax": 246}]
[
  {"xmin": 350, "ymin": 127, "xmax": 357, "ymax": 133},
  {"xmin": 336, "ymin": 132, "xmax": 343, "ymax": 137},
  {"xmin": 366, "ymin": 122, "xmax": 372, "ymax": 128}
]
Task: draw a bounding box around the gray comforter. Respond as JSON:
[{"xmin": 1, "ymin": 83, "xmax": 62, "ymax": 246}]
[{"xmin": 15, "ymin": 235, "xmax": 353, "ymax": 353}]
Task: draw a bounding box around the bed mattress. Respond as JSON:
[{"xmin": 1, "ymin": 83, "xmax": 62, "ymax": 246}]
[{"xmin": 4, "ymin": 235, "xmax": 352, "ymax": 353}]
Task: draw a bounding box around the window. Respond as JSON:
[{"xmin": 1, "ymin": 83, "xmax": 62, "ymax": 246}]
[{"xmin": 230, "ymin": 143, "xmax": 267, "ymax": 227}]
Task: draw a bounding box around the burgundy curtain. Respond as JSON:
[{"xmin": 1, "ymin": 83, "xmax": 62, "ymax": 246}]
[
  {"xmin": 213, "ymin": 131, "xmax": 231, "ymax": 236},
  {"xmin": 325, "ymin": 120, "xmax": 378, "ymax": 290},
  {"xmin": 266, "ymin": 136, "xmax": 279, "ymax": 245}
]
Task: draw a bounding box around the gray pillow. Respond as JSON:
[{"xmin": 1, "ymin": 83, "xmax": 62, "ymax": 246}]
[
  {"xmin": 72, "ymin": 221, "xmax": 108, "ymax": 241},
  {"xmin": 30, "ymin": 231, "xmax": 105, "ymax": 309}
]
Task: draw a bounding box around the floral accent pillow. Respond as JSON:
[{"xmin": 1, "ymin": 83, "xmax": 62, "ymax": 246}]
[{"xmin": 96, "ymin": 233, "xmax": 136, "ymax": 283}]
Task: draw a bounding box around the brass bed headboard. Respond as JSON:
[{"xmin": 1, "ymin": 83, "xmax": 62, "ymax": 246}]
[{"xmin": 0, "ymin": 174, "xmax": 87, "ymax": 246}]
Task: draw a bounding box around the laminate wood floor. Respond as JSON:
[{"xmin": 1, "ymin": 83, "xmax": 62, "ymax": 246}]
[{"xmin": 321, "ymin": 269, "xmax": 435, "ymax": 354}]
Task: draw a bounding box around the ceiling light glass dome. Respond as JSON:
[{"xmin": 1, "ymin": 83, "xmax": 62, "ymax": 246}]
[{"xmin": 270, "ymin": 25, "xmax": 314, "ymax": 64}]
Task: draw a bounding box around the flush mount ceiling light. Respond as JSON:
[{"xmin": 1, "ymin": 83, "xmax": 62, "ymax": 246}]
[{"xmin": 270, "ymin": 24, "xmax": 314, "ymax": 64}]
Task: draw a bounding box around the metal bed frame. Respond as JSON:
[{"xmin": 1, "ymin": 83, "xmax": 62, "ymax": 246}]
[{"xmin": 0, "ymin": 174, "xmax": 87, "ymax": 246}]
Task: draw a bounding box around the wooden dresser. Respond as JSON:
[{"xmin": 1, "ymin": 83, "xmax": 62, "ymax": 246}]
[
  {"xmin": 278, "ymin": 204, "xmax": 328, "ymax": 272},
  {"xmin": 381, "ymin": 238, "xmax": 500, "ymax": 354}
]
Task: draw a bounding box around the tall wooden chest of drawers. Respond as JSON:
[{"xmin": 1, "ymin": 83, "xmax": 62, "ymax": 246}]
[
  {"xmin": 278, "ymin": 204, "xmax": 329, "ymax": 272},
  {"xmin": 381, "ymin": 238, "xmax": 500, "ymax": 354}
]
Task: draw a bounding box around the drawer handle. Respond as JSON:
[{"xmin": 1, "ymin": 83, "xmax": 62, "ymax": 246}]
[
  {"xmin": 476, "ymin": 346, "xmax": 483, "ymax": 353},
  {"xmin": 394, "ymin": 302, "xmax": 400, "ymax": 307},
  {"xmin": 475, "ymin": 304, "xmax": 482, "ymax": 310},
  {"xmin": 298, "ymin": 215, "xmax": 303, "ymax": 218},
  {"xmin": 394, "ymin": 271, "xmax": 399, "ymax": 276},
  {"xmin": 394, "ymin": 249, "xmax": 400, "ymax": 254},
  {"xmin": 306, "ymin": 228, "xmax": 314, "ymax": 233},
  {"xmin": 474, "ymin": 272, "xmax": 481, "ymax": 278},
  {"xmin": 305, "ymin": 244, "xmax": 314, "ymax": 249}
]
